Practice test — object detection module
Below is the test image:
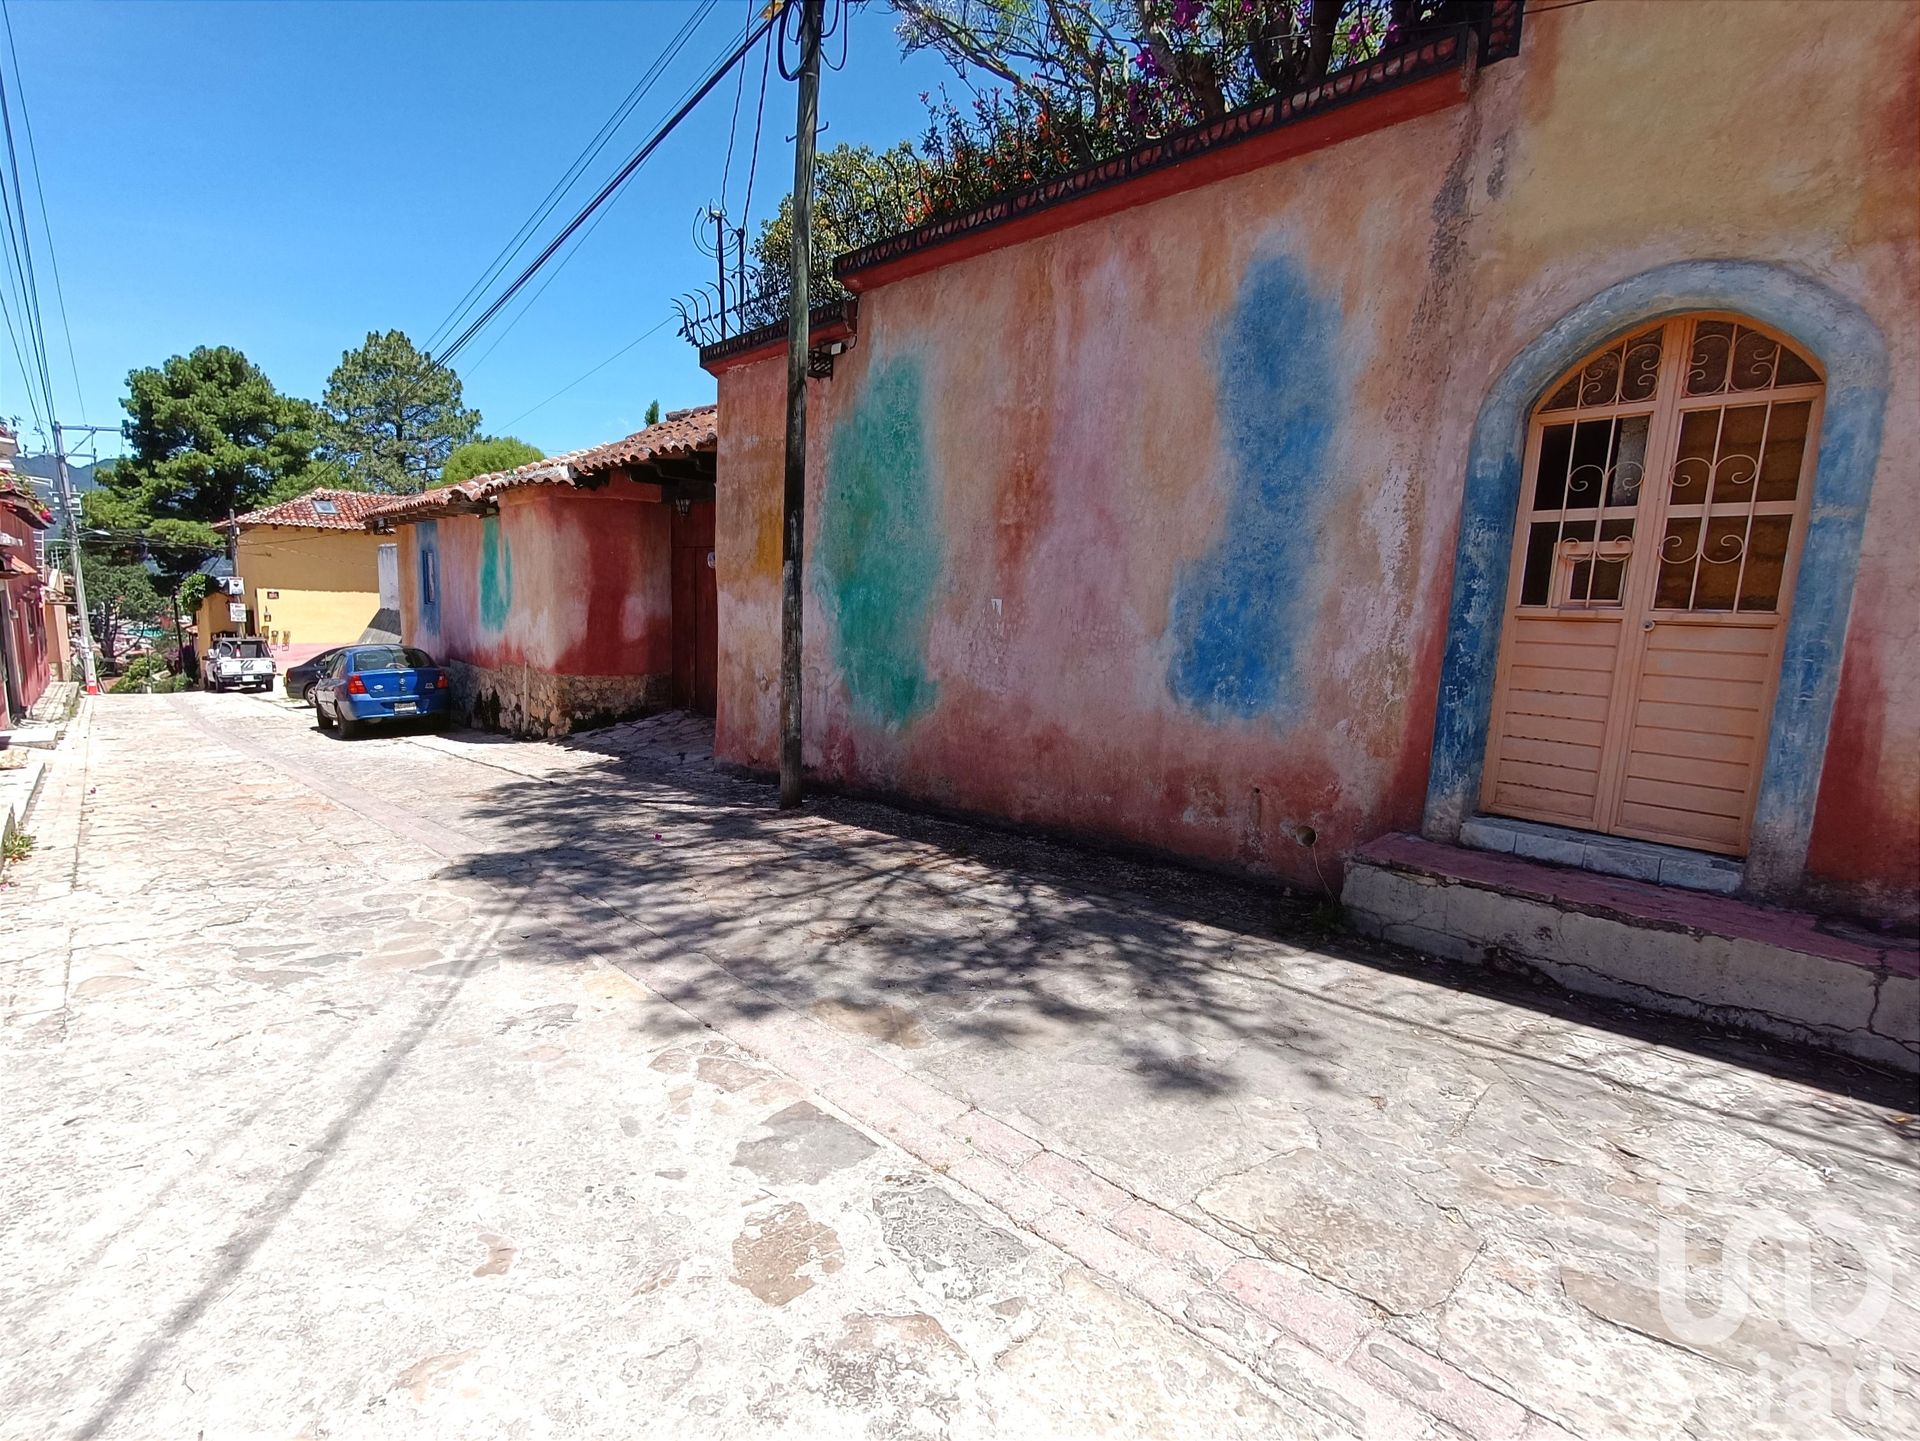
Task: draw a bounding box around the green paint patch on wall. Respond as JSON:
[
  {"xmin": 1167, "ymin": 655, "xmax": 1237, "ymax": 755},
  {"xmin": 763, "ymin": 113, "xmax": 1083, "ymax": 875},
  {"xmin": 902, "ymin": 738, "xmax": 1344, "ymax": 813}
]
[
  {"xmin": 815, "ymin": 356, "xmax": 942, "ymax": 729},
  {"xmin": 479, "ymin": 514, "xmax": 513, "ymax": 632}
]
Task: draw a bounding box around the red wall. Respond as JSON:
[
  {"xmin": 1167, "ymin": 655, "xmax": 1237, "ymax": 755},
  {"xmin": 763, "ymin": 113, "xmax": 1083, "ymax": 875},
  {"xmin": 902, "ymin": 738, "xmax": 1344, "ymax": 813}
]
[{"xmin": 0, "ymin": 505, "xmax": 50, "ymax": 727}]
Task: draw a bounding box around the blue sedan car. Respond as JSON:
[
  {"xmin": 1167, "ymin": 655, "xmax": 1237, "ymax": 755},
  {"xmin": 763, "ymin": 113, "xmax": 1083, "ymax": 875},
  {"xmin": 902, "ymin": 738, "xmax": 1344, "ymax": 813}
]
[{"xmin": 312, "ymin": 644, "xmax": 452, "ymax": 737}]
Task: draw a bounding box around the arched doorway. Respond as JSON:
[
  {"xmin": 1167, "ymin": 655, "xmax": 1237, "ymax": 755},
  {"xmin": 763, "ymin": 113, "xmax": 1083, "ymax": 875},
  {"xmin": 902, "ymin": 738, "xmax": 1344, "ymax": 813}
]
[{"xmin": 1481, "ymin": 315, "xmax": 1824, "ymax": 856}]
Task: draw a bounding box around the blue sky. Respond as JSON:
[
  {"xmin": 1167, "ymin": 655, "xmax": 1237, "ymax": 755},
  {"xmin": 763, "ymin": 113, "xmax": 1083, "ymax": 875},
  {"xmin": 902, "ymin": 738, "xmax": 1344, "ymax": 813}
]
[{"xmin": 4, "ymin": 0, "xmax": 953, "ymax": 465}]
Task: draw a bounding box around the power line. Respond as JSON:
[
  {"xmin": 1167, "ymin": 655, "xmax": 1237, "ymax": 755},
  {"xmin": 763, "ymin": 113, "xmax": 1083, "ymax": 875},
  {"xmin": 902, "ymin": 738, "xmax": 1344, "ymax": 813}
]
[
  {"xmin": 461, "ymin": 16, "xmax": 766, "ymax": 379},
  {"xmin": 0, "ymin": 285, "xmax": 45, "ymax": 436},
  {"xmin": 0, "ymin": 20, "xmax": 57, "ymax": 449},
  {"xmin": 498, "ymin": 315, "xmax": 674, "ymax": 432},
  {"xmin": 0, "ymin": 0, "xmax": 82, "ymax": 423},
  {"xmin": 422, "ymin": 0, "xmax": 719, "ymax": 358},
  {"xmin": 717, "ymin": 0, "xmax": 752, "ymax": 206},
  {"xmin": 435, "ymin": 6, "xmax": 778, "ymax": 369},
  {"xmin": 739, "ymin": 16, "xmax": 774, "ymax": 235}
]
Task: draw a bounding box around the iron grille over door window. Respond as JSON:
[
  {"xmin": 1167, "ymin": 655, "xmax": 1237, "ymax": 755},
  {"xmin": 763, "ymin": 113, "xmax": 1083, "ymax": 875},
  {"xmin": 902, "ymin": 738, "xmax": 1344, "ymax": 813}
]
[{"xmin": 1483, "ymin": 316, "xmax": 1825, "ymax": 856}]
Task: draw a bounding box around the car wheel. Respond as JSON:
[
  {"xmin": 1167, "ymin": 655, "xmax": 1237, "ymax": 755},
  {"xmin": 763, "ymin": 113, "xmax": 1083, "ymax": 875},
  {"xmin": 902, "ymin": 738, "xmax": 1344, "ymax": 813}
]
[
  {"xmin": 335, "ymin": 709, "xmax": 359, "ymax": 739},
  {"xmin": 315, "ymin": 699, "xmax": 336, "ymax": 730},
  {"xmin": 303, "ymin": 684, "xmax": 318, "ymax": 708}
]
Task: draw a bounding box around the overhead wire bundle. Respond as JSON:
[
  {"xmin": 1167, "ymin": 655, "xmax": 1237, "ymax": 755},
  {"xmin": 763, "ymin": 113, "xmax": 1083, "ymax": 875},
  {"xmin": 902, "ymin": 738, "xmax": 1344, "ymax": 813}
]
[{"xmin": 429, "ymin": 0, "xmax": 783, "ymax": 372}]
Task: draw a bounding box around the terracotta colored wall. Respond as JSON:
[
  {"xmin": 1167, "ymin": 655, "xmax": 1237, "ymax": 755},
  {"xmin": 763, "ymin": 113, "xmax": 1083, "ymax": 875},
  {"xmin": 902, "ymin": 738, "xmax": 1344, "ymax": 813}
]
[
  {"xmin": 0, "ymin": 508, "xmax": 49, "ymax": 725},
  {"xmin": 398, "ymin": 481, "xmax": 674, "ymax": 680},
  {"xmin": 713, "ymin": 0, "xmax": 1919, "ymax": 919}
]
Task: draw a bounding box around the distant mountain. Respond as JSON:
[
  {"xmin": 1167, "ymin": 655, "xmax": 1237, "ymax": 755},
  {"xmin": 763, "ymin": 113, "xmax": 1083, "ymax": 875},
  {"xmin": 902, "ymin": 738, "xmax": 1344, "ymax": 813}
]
[{"xmin": 13, "ymin": 452, "xmax": 98, "ymax": 493}]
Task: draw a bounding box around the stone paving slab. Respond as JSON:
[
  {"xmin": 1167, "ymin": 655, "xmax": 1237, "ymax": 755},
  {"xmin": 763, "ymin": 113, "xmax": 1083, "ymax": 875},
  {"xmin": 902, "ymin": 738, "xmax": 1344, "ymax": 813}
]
[{"xmin": 3, "ymin": 694, "xmax": 1916, "ymax": 1440}]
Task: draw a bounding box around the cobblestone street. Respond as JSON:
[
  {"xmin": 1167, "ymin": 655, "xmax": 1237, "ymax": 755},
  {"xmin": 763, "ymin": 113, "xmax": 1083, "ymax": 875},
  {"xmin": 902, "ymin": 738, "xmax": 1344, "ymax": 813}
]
[{"xmin": 2, "ymin": 694, "xmax": 1914, "ymax": 1440}]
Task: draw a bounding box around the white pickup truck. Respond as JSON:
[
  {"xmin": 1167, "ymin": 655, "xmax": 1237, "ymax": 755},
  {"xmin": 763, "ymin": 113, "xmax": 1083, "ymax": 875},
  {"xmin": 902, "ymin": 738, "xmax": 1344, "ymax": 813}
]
[{"xmin": 203, "ymin": 637, "xmax": 277, "ymax": 693}]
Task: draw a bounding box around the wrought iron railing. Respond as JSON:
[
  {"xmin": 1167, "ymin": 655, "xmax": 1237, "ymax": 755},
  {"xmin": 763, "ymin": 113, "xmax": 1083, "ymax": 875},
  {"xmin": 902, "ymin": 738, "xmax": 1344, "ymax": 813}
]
[{"xmin": 694, "ymin": 298, "xmax": 857, "ymax": 371}]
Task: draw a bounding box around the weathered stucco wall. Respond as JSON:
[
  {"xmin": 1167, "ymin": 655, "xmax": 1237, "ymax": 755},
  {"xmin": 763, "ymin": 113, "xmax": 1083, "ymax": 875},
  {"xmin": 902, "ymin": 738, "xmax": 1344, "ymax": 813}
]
[
  {"xmin": 713, "ymin": 0, "xmax": 1919, "ymax": 920},
  {"xmin": 0, "ymin": 505, "xmax": 50, "ymax": 725},
  {"xmin": 397, "ymin": 480, "xmax": 675, "ymax": 733}
]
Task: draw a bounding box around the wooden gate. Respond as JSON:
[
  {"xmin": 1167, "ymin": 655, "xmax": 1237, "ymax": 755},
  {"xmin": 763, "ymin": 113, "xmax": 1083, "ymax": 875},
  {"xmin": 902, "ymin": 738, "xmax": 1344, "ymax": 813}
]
[
  {"xmin": 1481, "ymin": 316, "xmax": 1825, "ymax": 856},
  {"xmin": 670, "ymin": 500, "xmax": 717, "ymax": 716}
]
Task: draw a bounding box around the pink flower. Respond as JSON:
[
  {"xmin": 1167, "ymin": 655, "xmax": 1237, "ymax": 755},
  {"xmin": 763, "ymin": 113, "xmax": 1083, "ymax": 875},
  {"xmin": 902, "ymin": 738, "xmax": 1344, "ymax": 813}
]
[{"xmin": 1171, "ymin": 0, "xmax": 1200, "ymax": 29}]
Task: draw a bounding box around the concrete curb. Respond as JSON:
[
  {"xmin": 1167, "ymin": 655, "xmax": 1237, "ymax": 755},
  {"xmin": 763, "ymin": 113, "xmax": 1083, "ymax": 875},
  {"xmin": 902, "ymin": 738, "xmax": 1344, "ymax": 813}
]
[{"xmin": 0, "ymin": 748, "xmax": 47, "ymax": 851}]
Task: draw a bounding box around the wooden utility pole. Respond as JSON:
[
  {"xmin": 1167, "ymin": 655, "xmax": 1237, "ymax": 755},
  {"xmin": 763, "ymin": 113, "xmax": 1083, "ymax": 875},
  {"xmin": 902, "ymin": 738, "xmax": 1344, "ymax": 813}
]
[
  {"xmin": 778, "ymin": 0, "xmax": 823, "ymax": 809},
  {"xmin": 51, "ymin": 424, "xmax": 99, "ymax": 694}
]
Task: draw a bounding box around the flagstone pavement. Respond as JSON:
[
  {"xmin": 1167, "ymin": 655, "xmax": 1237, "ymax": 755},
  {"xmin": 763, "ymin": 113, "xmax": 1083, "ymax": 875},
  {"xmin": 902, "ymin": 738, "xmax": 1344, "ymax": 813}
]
[{"xmin": 1, "ymin": 692, "xmax": 1913, "ymax": 1440}]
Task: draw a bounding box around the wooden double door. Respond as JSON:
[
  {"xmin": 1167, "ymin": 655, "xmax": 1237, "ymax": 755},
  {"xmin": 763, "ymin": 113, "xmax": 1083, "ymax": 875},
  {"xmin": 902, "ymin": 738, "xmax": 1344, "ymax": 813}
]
[
  {"xmin": 1481, "ymin": 316, "xmax": 1825, "ymax": 857},
  {"xmin": 670, "ymin": 500, "xmax": 717, "ymax": 716}
]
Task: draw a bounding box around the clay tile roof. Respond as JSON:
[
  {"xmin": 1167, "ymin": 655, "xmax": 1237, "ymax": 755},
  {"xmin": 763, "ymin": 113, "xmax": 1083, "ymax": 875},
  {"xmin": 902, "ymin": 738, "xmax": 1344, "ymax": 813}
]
[
  {"xmin": 223, "ymin": 488, "xmax": 395, "ymax": 532},
  {"xmin": 364, "ymin": 405, "xmax": 718, "ymax": 528}
]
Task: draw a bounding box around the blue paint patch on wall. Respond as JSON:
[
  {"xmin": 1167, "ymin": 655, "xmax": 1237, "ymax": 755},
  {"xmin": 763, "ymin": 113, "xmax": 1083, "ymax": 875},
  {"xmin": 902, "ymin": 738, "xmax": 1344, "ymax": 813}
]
[
  {"xmin": 416, "ymin": 520, "xmax": 441, "ymax": 635},
  {"xmin": 1168, "ymin": 251, "xmax": 1343, "ymax": 719},
  {"xmin": 479, "ymin": 514, "xmax": 512, "ymax": 633},
  {"xmin": 1425, "ymin": 260, "xmax": 1888, "ymax": 895}
]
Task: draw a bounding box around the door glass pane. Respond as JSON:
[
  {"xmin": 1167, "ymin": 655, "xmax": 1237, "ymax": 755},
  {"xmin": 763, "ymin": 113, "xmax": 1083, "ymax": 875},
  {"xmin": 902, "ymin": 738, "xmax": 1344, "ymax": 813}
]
[
  {"xmin": 1618, "ymin": 331, "xmax": 1663, "ymax": 402},
  {"xmin": 1687, "ymin": 321, "xmax": 1818, "ymax": 396},
  {"xmin": 1520, "ymin": 522, "xmax": 1558, "ymax": 606},
  {"xmin": 1532, "ymin": 424, "xmax": 1575, "ymax": 509},
  {"xmin": 1655, "ymin": 518, "xmax": 1702, "ymax": 609},
  {"xmin": 1687, "ymin": 321, "xmax": 1736, "ymax": 395},
  {"xmin": 1758, "ymin": 400, "xmax": 1812, "ymax": 502},
  {"xmin": 1738, "ymin": 516, "xmax": 1793, "ymax": 612},
  {"xmin": 1610, "ymin": 415, "xmax": 1649, "ymax": 505},
  {"xmin": 1539, "ymin": 326, "xmax": 1663, "ymax": 411},
  {"xmin": 1690, "ymin": 516, "xmax": 1749, "ymax": 610},
  {"xmin": 1730, "ymin": 326, "xmax": 1785, "ymax": 392},
  {"xmin": 1670, "ymin": 410, "xmax": 1719, "ymax": 505},
  {"xmin": 1535, "ymin": 417, "xmax": 1651, "ymax": 511},
  {"xmin": 1711, "ymin": 405, "xmax": 1768, "ymax": 503},
  {"xmin": 1566, "ymin": 421, "xmax": 1613, "ymax": 509},
  {"xmin": 1775, "ymin": 347, "xmax": 1819, "ymax": 387}
]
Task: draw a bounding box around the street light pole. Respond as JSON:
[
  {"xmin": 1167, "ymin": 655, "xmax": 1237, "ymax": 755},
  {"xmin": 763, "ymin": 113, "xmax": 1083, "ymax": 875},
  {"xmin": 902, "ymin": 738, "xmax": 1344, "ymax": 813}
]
[
  {"xmin": 51, "ymin": 422, "xmax": 98, "ymax": 694},
  {"xmin": 777, "ymin": 0, "xmax": 823, "ymax": 809}
]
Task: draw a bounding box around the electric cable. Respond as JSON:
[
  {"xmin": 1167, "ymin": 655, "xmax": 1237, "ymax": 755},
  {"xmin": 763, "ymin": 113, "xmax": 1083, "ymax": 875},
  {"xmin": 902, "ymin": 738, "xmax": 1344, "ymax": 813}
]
[
  {"xmin": 0, "ymin": 0, "xmax": 82, "ymax": 422},
  {"xmin": 423, "ymin": 0, "xmax": 719, "ymax": 357},
  {"xmin": 435, "ymin": 5, "xmax": 778, "ymax": 368},
  {"xmin": 497, "ymin": 315, "xmax": 675, "ymax": 432}
]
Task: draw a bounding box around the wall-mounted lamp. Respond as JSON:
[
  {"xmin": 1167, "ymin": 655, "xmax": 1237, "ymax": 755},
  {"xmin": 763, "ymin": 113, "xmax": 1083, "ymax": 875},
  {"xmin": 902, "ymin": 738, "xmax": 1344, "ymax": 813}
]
[{"xmin": 673, "ymin": 497, "xmax": 692, "ymax": 517}]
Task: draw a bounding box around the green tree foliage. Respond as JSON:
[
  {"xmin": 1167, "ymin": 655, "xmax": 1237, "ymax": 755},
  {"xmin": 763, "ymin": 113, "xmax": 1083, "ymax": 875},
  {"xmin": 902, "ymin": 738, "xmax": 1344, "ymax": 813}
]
[
  {"xmin": 644, "ymin": 400, "xmax": 662, "ymax": 427},
  {"xmin": 109, "ymin": 652, "xmax": 188, "ymax": 694},
  {"xmin": 743, "ymin": 144, "xmax": 924, "ymax": 325},
  {"xmin": 443, "ymin": 436, "xmax": 544, "ymax": 486},
  {"xmin": 80, "ymin": 550, "xmax": 163, "ymax": 662},
  {"xmin": 176, "ymin": 571, "xmax": 212, "ymax": 615},
  {"xmin": 891, "ymin": 0, "xmax": 1438, "ymax": 128},
  {"xmin": 320, "ymin": 330, "xmax": 480, "ymax": 493},
  {"xmin": 880, "ymin": 0, "xmax": 1449, "ymax": 218},
  {"xmin": 107, "ymin": 346, "xmax": 329, "ymax": 526},
  {"xmin": 79, "ymin": 477, "xmax": 226, "ymax": 595}
]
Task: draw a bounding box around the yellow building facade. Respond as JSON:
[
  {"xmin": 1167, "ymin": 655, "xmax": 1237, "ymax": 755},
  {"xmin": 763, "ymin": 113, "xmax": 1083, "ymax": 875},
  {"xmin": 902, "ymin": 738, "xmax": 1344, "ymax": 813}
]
[{"xmin": 197, "ymin": 490, "xmax": 395, "ymax": 666}]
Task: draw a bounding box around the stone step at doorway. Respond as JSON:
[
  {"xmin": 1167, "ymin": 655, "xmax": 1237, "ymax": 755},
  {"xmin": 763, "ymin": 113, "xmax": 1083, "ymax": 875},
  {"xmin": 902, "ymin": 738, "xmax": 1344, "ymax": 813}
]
[{"xmin": 1343, "ymin": 834, "xmax": 1918, "ymax": 1075}]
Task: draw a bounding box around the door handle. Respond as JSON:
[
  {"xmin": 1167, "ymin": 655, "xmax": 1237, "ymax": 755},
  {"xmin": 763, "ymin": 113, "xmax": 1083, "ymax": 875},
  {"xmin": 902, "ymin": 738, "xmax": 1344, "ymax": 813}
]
[{"xmin": 1643, "ymin": 619, "xmax": 1657, "ymax": 631}]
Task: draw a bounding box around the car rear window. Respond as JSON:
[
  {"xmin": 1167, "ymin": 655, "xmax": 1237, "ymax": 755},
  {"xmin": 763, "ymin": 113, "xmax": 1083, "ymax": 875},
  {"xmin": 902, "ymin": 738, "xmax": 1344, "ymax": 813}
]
[
  {"xmin": 235, "ymin": 641, "xmax": 269, "ymax": 657},
  {"xmin": 351, "ymin": 647, "xmax": 436, "ymax": 672}
]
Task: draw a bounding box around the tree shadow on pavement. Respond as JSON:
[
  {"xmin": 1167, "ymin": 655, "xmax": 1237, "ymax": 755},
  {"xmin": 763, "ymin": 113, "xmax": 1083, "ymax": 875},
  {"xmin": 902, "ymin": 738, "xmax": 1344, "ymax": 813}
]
[{"xmin": 439, "ymin": 730, "xmax": 1917, "ymax": 1133}]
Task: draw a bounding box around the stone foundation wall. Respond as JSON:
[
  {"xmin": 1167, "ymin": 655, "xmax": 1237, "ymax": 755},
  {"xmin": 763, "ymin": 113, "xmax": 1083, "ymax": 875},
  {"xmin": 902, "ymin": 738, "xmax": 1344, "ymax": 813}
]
[{"xmin": 448, "ymin": 660, "xmax": 671, "ymax": 738}]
